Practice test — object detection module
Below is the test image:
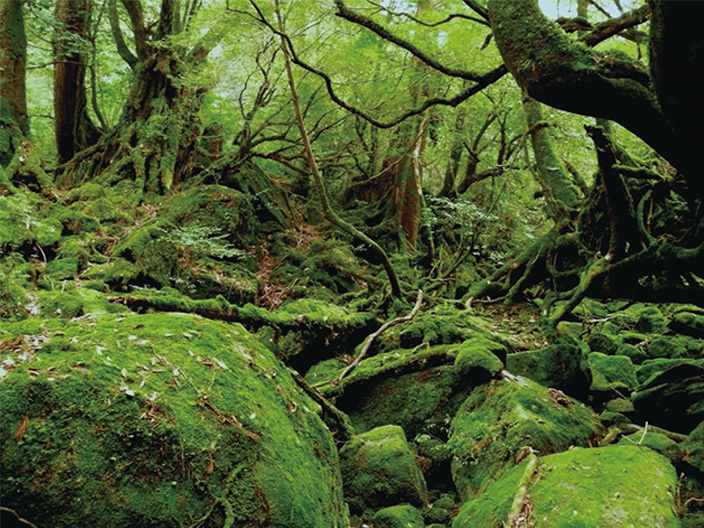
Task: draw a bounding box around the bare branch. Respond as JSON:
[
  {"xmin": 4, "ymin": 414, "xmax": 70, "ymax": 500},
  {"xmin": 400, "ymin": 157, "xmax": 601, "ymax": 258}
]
[{"xmin": 366, "ymin": 1, "xmax": 488, "ymax": 27}]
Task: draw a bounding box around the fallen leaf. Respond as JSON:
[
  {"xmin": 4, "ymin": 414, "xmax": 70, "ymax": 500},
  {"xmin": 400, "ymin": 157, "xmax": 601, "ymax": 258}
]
[{"xmin": 15, "ymin": 415, "xmax": 29, "ymax": 442}]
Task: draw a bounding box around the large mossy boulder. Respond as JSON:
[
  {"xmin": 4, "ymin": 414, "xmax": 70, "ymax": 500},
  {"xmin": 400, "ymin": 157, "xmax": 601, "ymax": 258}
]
[
  {"xmin": 339, "ymin": 425, "xmax": 428, "ymax": 513},
  {"xmin": 453, "ymin": 446, "xmax": 680, "ymax": 528},
  {"xmin": 447, "ymin": 376, "xmax": 603, "ymax": 500},
  {"xmin": 0, "ymin": 313, "xmax": 347, "ymax": 528},
  {"xmin": 505, "ymin": 337, "xmax": 591, "ymax": 400}
]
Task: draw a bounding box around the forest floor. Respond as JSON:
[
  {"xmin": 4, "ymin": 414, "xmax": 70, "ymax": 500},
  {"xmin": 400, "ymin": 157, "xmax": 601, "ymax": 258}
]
[{"xmin": 1, "ymin": 177, "xmax": 703, "ymax": 528}]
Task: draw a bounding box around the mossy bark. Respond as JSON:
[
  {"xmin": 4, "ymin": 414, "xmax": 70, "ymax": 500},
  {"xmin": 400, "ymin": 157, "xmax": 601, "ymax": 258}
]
[
  {"xmin": 488, "ymin": 0, "xmax": 704, "ymax": 198},
  {"xmin": 522, "ymin": 93, "xmax": 580, "ymax": 221},
  {"xmin": 53, "ymin": 0, "xmax": 101, "ymax": 165},
  {"xmin": 0, "ymin": 0, "xmax": 28, "ymax": 167}
]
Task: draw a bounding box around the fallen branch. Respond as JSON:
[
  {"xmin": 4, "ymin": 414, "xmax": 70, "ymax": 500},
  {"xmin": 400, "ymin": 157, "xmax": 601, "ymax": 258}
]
[
  {"xmin": 335, "ymin": 289, "xmax": 423, "ymax": 384},
  {"xmin": 288, "ymin": 367, "xmax": 354, "ymax": 443}
]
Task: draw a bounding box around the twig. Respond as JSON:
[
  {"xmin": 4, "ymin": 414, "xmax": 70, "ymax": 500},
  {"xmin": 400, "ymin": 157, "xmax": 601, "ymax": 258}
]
[
  {"xmin": 335, "ymin": 290, "xmax": 423, "ymax": 384},
  {"xmin": 0, "ymin": 508, "xmax": 40, "ymax": 528}
]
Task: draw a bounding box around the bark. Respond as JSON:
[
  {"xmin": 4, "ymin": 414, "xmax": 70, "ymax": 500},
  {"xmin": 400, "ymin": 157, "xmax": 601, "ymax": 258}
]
[
  {"xmin": 522, "ymin": 94, "xmax": 580, "ymax": 221},
  {"xmin": 54, "ymin": 0, "xmax": 101, "ymax": 164},
  {"xmin": 0, "ymin": 0, "xmax": 28, "ymax": 166},
  {"xmin": 57, "ymin": 1, "xmax": 225, "ymax": 191}
]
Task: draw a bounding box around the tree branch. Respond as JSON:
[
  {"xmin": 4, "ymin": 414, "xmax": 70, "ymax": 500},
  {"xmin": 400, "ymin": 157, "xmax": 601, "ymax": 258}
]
[
  {"xmin": 335, "ymin": 0, "xmax": 489, "ymax": 82},
  {"xmin": 580, "ymin": 4, "xmax": 650, "ymax": 46},
  {"xmin": 108, "ymin": 0, "xmax": 138, "ymax": 69},
  {"xmin": 120, "ymin": 0, "xmax": 149, "ymax": 62},
  {"xmin": 239, "ymin": 0, "xmax": 506, "ymax": 128}
]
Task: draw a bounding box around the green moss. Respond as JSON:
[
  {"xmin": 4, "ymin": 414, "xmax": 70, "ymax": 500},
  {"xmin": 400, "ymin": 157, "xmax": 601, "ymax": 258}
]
[
  {"xmin": 339, "ymin": 425, "xmax": 428, "ymax": 513},
  {"xmin": 372, "ymin": 504, "xmax": 425, "ymax": 528},
  {"xmin": 636, "ymin": 358, "xmax": 704, "ymax": 386},
  {"xmin": 453, "ymin": 446, "xmax": 679, "ymax": 528},
  {"xmin": 163, "ymin": 184, "xmax": 256, "ymax": 243},
  {"xmin": 589, "ymin": 352, "xmax": 638, "ymax": 392},
  {"xmin": 454, "ymin": 336, "xmax": 505, "ymax": 380},
  {"xmin": 506, "ymin": 337, "xmax": 591, "ymax": 399},
  {"xmin": 616, "ymin": 343, "xmax": 648, "ymax": 364},
  {"xmin": 38, "ymin": 290, "xmax": 85, "ymax": 319},
  {"xmin": 531, "ymin": 446, "xmax": 679, "ymax": 528},
  {"xmin": 44, "ymin": 257, "xmax": 79, "ymax": 281},
  {"xmin": 0, "ymin": 313, "xmax": 347, "ymax": 528},
  {"xmin": 448, "ymin": 377, "xmax": 603, "ymax": 500},
  {"xmin": 649, "ymin": 335, "xmax": 704, "ymax": 360}
]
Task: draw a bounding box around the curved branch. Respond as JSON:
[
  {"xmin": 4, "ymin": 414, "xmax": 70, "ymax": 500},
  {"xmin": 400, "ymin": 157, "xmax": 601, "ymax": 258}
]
[
  {"xmin": 366, "ymin": 1, "xmax": 488, "ymax": 27},
  {"xmin": 108, "ymin": 0, "xmax": 138, "ymax": 69},
  {"xmin": 488, "ymin": 0, "xmax": 682, "ymax": 181},
  {"xmin": 121, "ymin": 0, "xmax": 149, "ymax": 62},
  {"xmin": 580, "ymin": 4, "xmax": 650, "ymax": 47},
  {"xmin": 335, "ymin": 0, "xmax": 489, "ymax": 82},
  {"xmin": 242, "ymin": 0, "xmax": 506, "ymax": 128}
]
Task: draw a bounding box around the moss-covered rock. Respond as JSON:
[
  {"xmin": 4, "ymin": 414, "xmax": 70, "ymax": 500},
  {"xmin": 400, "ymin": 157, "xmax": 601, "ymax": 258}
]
[
  {"xmin": 423, "ymin": 493, "xmax": 458, "ymax": 525},
  {"xmin": 615, "ymin": 342, "xmax": 648, "ymax": 364},
  {"xmin": 669, "ymin": 312, "xmax": 704, "ymax": 339},
  {"xmin": 649, "ymin": 335, "xmax": 704, "ymax": 360},
  {"xmin": 589, "ymin": 352, "xmax": 639, "ymax": 393},
  {"xmin": 325, "ymin": 346, "xmax": 476, "ymax": 438},
  {"xmin": 632, "ymin": 363, "xmax": 704, "ymax": 434},
  {"xmin": 0, "ymin": 313, "xmax": 347, "ymax": 528},
  {"xmin": 372, "ymin": 504, "xmax": 426, "ymax": 528},
  {"xmin": 585, "ymin": 331, "xmax": 618, "ymax": 355},
  {"xmin": 453, "ymin": 446, "xmax": 680, "ymax": 528},
  {"xmin": 505, "ymin": 337, "xmax": 591, "ymax": 400},
  {"xmin": 454, "ymin": 335, "xmax": 505, "ymax": 380},
  {"xmin": 448, "ymin": 376, "xmax": 603, "ymax": 500},
  {"xmin": 339, "ymin": 425, "xmax": 428, "ymax": 513},
  {"xmin": 683, "ymin": 420, "xmax": 704, "ymax": 473}
]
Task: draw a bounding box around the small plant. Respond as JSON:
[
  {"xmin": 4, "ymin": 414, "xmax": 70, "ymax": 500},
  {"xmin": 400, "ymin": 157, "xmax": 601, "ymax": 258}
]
[{"xmin": 162, "ymin": 224, "xmax": 246, "ymax": 260}]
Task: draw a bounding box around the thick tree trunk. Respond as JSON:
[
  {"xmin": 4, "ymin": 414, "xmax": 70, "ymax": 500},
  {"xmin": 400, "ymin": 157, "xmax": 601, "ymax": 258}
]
[
  {"xmin": 53, "ymin": 0, "xmax": 101, "ymax": 165},
  {"xmin": 0, "ymin": 0, "xmax": 28, "ymax": 166},
  {"xmin": 56, "ymin": 0, "xmax": 218, "ymax": 193},
  {"xmin": 487, "ymin": 0, "xmax": 704, "ymax": 198}
]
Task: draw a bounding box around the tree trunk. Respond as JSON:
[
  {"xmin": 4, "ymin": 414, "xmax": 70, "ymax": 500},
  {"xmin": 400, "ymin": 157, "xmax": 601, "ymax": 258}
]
[
  {"xmin": 522, "ymin": 93, "xmax": 580, "ymax": 221},
  {"xmin": 54, "ymin": 0, "xmax": 101, "ymax": 165},
  {"xmin": 0, "ymin": 0, "xmax": 28, "ymax": 167},
  {"xmin": 56, "ymin": 0, "xmax": 216, "ymax": 193}
]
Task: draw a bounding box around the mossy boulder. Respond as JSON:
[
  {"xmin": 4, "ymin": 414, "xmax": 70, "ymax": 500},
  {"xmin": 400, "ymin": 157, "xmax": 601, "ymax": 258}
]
[
  {"xmin": 585, "ymin": 331, "xmax": 618, "ymax": 355},
  {"xmin": 0, "ymin": 313, "xmax": 347, "ymax": 528},
  {"xmin": 589, "ymin": 352, "xmax": 639, "ymax": 393},
  {"xmin": 326, "ymin": 346, "xmax": 476, "ymax": 438},
  {"xmin": 649, "ymin": 335, "xmax": 704, "ymax": 360},
  {"xmin": 683, "ymin": 420, "xmax": 704, "ymax": 473},
  {"xmin": 372, "ymin": 504, "xmax": 426, "ymax": 528},
  {"xmin": 162, "ymin": 184, "xmax": 256, "ymax": 243},
  {"xmin": 339, "ymin": 425, "xmax": 428, "ymax": 513},
  {"xmin": 453, "ymin": 446, "xmax": 680, "ymax": 528},
  {"xmin": 669, "ymin": 312, "xmax": 704, "ymax": 339},
  {"xmin": 505, "ymin": 337, "xmax": 591, "ymax": 400},
  {"xmin": 632, "ymin": 363, "xmax": 704, "ymax": 434},
  {"xmin": 636, "ymin": 358, "xmax": 704, "ymax": 385},
  {"xmin": 388, "ymin": 304, "xmax": 501, "ymax": 354},
  {"xmin": 447, "ymin": 376, "xmax": 603, "ymax": 500}
]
